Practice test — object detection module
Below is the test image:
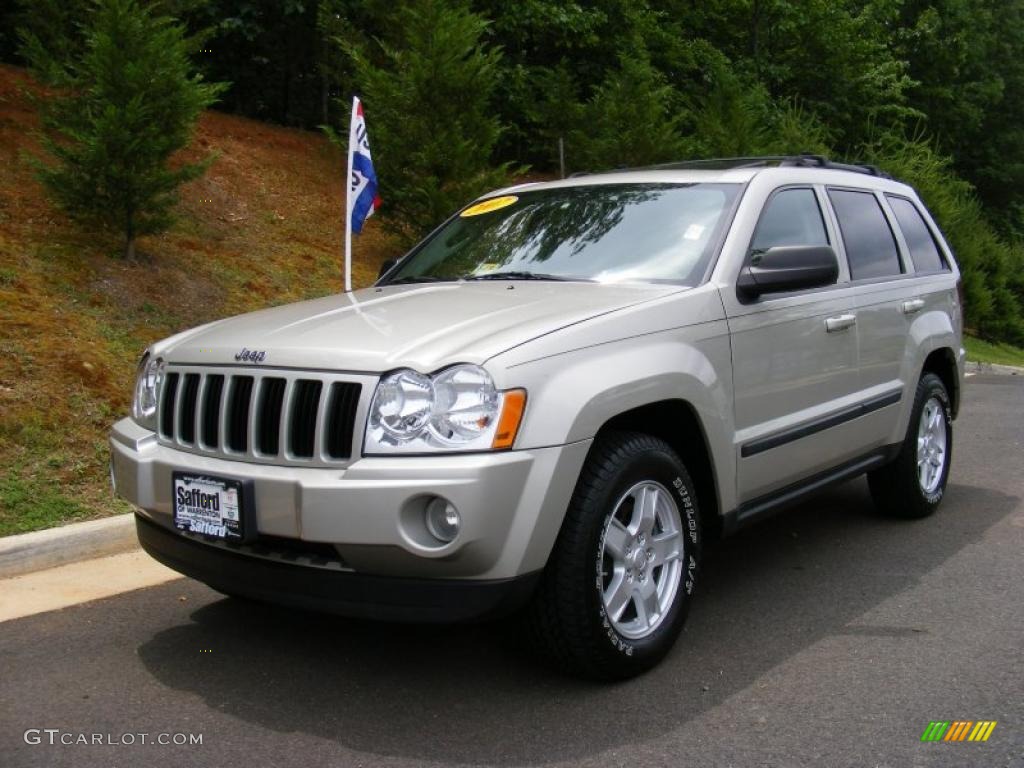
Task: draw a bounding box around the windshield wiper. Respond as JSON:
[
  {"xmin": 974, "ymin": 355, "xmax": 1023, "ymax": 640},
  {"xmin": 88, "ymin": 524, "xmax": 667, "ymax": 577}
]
[
  {"xmin": 382, "ymin": 275, "xmax": 449, "ymax": 285},
  {"xmin": 463, "ymin": 271, "xmax": 591, "ymax": 282}
]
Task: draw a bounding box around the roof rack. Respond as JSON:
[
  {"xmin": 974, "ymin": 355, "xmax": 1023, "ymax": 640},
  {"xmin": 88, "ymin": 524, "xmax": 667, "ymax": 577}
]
[{"xmin": 631, "ymin": 154, "xmax": 892, "ymax": 179}]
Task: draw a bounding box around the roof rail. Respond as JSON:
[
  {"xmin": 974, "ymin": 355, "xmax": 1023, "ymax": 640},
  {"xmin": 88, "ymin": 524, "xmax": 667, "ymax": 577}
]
[
  {"xmin": 630, "ymin": 154, "xmax": 892, "ymax": 179},
  {"xmin": 779, "ymin": 154, "xmax": 891, "ymax": 179}
]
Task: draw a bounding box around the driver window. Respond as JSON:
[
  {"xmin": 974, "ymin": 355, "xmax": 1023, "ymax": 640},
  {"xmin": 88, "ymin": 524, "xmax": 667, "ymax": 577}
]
[{"xmin": 752, "ymin": 188, "xmax": 829, "ymax": 252}]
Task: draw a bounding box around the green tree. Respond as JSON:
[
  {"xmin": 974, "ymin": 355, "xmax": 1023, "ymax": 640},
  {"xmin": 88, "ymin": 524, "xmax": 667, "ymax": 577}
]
[
  {"xmin": 684, "ymin": 63, "xmax": 832, "ymax": 158},
  {"xmin": 339, "ymin": 0, "xmax": 513, "ymax": 241},
  {"xmin": 23, "ymin": 0, "xmax": 224, "ymax": 259},
  {"xmin": 14, "ymin": 0, "xmax": 94, "ymax": 83},
  {"xmin": 667, "ymin": 0, "xmax": 918, "ymax": 151},
  {"xmin": 684, "ymin": 63, "xmax": 771, "ymax": 158},
  {"xmin": 896, "ymin": 0, "xmax": 1024, "ymax": 235},
  {"xmin": 567, "ymin": 52, "xmax": 685, "ymax": 171}
]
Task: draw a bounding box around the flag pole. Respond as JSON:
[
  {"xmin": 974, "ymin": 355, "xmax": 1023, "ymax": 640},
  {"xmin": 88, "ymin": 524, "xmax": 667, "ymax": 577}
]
[{"xmin": 344, "ymin": 96, "xmax": 356, "ymax": 293}]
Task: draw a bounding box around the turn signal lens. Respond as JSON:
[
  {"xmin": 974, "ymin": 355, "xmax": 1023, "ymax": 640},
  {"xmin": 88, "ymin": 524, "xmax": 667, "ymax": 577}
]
[{"xmin": 492, "ymin": 389, "xmax": 526, "ymax": 450}]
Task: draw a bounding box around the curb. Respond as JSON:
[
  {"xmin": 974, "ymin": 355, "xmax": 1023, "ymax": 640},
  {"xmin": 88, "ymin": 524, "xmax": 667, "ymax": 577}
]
[
  {"xmin": 965, "ymin": 361, "xmax": 1024, "ymax": 376},
  {"xmin": 0, "ymin": 514, "xmax": 138, "ymax": 579}
]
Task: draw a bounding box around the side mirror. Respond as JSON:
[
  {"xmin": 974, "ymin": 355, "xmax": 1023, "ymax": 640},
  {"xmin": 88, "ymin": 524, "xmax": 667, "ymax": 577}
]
[
  {"xmin": 737, "ymin": 245, "xmax": 839, "ymax": 299},
  {"xmin": 377, "ymin": 258, "xmax": 397, "ymax": 281}
]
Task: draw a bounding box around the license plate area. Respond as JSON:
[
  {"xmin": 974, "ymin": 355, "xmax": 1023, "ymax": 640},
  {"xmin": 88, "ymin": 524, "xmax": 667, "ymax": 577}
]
[{"xmin": 172, "ymin": 472, "xmax": 255, "ymax": 542}]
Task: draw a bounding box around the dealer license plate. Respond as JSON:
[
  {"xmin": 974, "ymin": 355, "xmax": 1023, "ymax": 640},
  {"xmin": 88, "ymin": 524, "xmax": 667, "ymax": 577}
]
[{"xmin": 172, "ymin": 472, "xmax": 247, "ymax": 541}]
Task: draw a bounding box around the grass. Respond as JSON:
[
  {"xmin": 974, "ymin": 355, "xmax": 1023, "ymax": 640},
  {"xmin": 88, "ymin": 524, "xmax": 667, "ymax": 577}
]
[
  {"xmin": 0, "ymin": 474, "xmax": 108, "ymax": 536},
  {"xmin": 965, "ymin": 335, "xmax": 1024, "ymax": 368},
  {"xmin": 0, "ymin": 64, "xmax": 396, "ymax": 536}
]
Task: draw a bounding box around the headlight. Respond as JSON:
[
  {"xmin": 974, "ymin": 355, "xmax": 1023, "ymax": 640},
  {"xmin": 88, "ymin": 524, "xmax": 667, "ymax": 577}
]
[
  {"xmin": 364, "ymin": 364, "xmax": 525, "ymax": 454},
  {"xmin": 373, "ymin": 369, "xmax": 434, "ymax": 440},
  {"xmin": 132, "ymin": 352, "xmax": 164, "ymax": 430}
]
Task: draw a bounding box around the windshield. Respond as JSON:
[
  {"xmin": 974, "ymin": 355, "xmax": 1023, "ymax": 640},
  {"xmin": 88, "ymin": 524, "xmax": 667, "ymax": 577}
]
[{"xmin": 382, "ymin": 183, "xmax": 741, "ymax": 285}]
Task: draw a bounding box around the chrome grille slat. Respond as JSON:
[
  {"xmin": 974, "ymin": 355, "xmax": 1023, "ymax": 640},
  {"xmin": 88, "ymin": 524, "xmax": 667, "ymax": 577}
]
[
  {"xmin": 277, "ymin": 378, "xmax": 296, "ymax": 458},
  {"xmin": 193, "ymin": 374, "xmax": 208, "ymax": 448},
  {"xmin": 156, "ymin": 366, "xmax": 369, "ymax": 467},
  {"xmin": 247, "ymin": 377, "xmax": 265, "ymax": 460},
  {"xmin": 217, "ymin": 374, "xmax": 231, "ymax": 453},
  {"xmin": 312, "ymin": 380, "xmax": 330, "ymax": 461}
]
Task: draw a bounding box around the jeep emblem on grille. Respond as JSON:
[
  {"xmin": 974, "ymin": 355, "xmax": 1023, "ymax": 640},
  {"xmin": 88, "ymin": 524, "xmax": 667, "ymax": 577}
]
[{"xmin": 235, "ymin": 348, "xmax": 266, "ymax": 363}]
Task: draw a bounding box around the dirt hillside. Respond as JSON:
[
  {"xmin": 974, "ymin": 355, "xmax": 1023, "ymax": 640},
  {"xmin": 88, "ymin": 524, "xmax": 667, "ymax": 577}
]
[{"xmin": 0, "ymin": 64, "xmax": 394, "ymax": 533}]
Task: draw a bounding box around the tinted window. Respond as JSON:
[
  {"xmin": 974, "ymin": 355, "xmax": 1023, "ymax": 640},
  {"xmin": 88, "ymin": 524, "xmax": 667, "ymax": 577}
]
[
  {"xmin": 752, "ymin": 188, "xmax": 828, "ymax": 251},
  {"xmin": 385, "ymin": 183, "xmax": 741, "ymax": 285},
  {"xmin": 887, "ymin": 196, "xmax": 946, "ymax": 272},
  {"xmin": 828, "ymin": 189, "xmax": 902, "ymax": 280}
]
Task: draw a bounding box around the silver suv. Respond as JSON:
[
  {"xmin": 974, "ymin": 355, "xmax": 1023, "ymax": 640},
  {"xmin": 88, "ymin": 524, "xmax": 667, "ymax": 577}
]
[{"xmin": 111, "ymin": 155, "xmax": 964, "ymax": 679}]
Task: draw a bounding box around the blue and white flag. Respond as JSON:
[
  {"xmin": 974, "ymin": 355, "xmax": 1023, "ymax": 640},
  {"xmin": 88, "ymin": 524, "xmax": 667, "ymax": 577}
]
[
  {"xmin": 344, "ymin": 96, "xmax": 380, "ymax": 291},
  {"xmin": 347, "ymin": 96, "xmax": 381, "ymax": 234}
]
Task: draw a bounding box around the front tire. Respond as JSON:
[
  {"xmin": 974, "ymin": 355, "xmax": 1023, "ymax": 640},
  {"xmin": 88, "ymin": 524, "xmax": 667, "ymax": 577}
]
[
  {"xmin": 868, "ymin": 373, "xmax": 953, "ymax": 519},
  {"xmin": 527, "ymin": 432, "xmax": 701, "ymax": 680}
]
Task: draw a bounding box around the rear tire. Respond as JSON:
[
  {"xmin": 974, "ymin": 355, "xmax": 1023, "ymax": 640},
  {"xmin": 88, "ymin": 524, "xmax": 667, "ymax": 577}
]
[
  {"xmin": 526, "ymin": 431, "xmax": 701, "ymax": 680},
  {"xmin": 868, "ymin": 373, "xmax": 952, "ymax": 519}
]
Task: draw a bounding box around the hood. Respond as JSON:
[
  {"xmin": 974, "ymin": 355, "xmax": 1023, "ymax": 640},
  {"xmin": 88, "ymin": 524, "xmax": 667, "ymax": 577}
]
[{"xmin": 157, "ymin": 281, "xmax": 681, "ymax": 372}]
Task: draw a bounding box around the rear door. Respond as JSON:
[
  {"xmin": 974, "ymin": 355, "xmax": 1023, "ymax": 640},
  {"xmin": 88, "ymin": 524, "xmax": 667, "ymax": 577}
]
[
  {"xmin": 825, "ymin": 188, "xmax": 923, "ymax": 451},
  {"xmin": 724, "ymin": 186, "xmax": 862, "ymax": 503},
  {"xmin": 884, "ymin": 194, "xmax": 958, "ymax": 340}
]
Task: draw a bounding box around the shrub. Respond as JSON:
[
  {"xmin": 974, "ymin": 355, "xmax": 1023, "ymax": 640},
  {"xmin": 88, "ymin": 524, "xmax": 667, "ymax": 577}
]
[{"xmin": 22, "ymin": 0, "xmax": 224, "ymax": 259}]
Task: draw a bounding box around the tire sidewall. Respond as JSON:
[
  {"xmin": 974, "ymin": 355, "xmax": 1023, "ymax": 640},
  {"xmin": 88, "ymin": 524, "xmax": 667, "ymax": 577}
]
[
  {"xmin": 913, "ymin": 375, "xmax": 953, "ymax": 507},
  {"xmin": 584, "ymin": 444, "xmax": 700, "ymax": 669}
]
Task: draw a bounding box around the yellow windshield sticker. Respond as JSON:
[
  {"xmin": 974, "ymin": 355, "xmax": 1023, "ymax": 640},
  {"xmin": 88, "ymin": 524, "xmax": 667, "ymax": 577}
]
[{"xmin": 461, "ymin": 195, "xmax": 519, "ymax": 217}]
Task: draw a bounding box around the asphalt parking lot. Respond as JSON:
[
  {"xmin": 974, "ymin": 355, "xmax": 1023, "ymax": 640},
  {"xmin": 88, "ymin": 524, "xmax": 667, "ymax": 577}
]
[{"xmin": 1, "ymin": 373, "xmax": 1022, "ymax": 768}]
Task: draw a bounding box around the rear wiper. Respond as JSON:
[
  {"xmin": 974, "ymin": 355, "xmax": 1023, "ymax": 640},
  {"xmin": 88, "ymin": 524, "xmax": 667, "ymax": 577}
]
[{"xmin": 463, "ymin": 271, "xmax": 591, "ymax": 282}]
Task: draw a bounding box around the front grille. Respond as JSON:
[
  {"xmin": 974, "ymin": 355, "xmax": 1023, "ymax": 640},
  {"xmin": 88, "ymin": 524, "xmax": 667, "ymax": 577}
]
[
  {"xmin": 158, "ymin": 366, "xmax": 366, "ymax": 466},
  {"xmin": 179, "ymin": 374, "xmax": 200, "ymax": 444},
  {"xmin": 326, "ymin": 381, "xmax": 360, "ymax": 459},
  {"xmin": 226, "ymin": 376, "xmax": 253, "ymax": 453},
  {"xmin": 256, "ymin": 377, "xmax": 286, "ymax": 455},
  {"xmin": 290, "ymin": 380, "xmax": 322, "ymax": 459},
  {"xmin": 201, "ymin": 374, "xmax": 224, "ymax": 448},
  {"xmin": 161, "ymin": 373, "xmax": 179, "ymax": 437}
]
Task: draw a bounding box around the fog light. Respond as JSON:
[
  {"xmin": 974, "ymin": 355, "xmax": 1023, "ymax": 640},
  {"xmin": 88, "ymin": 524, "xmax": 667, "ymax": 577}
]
[{"xmin": 424, "ymin": 497, "xmax": 460, "ymax": 543}]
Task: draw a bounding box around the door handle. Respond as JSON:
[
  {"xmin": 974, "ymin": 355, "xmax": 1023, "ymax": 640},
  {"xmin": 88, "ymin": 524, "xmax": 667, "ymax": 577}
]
[
  {"xmin": 901, "ymin": 298, "xmax": 925, "ymax": 315},
  {"xmin": 825, "ymin": 314, "xmax": 857, "ymax": 333}
]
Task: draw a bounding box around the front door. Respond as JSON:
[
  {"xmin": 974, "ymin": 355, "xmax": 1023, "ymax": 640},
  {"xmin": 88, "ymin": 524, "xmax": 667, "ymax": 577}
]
[{"xmin": 723, "ymin": 186, "xmax": 862, "ymax": 503}]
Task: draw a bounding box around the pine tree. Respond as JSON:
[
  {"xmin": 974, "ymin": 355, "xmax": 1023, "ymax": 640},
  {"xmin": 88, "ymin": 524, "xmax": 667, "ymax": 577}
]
[
  {"xmin": 340, "ymin": 0, "xmax": 514, "ymax": 241},
  {"xmin": 568, "ymin": 52, "xmax": 685, "ymax": 172},
  {"xmin": 23, "ymin": 0, "xmax": 224, "ymax": 259}
]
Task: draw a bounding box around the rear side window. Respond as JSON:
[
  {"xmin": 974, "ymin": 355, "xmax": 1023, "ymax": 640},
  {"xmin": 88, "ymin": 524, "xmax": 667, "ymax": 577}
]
[
  {"xmin": 752, "ymin": 188, "xmax": 829, "ymax": 251},
  {"xmin": 887, "ymin": 196, "xmax": 947, "ymax": 273},
  {"xmin": 828, "ymin": 189, "xmax": 902, "ymax": 280}
]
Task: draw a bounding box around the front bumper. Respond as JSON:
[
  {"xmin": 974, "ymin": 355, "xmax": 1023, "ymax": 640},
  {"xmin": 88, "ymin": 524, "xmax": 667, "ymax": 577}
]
[
  {"xmin": 110, "ymin": 418, "xmax": 590, "ymax": 583},
  {"xmin": 136, "ymin": 514, "xmax": 540, "ymax": 621}
]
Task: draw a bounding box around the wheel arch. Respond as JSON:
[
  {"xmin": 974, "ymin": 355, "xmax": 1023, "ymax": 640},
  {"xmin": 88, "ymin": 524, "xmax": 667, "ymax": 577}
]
[
  {"xmin": 921, "ymin": 346, "xmax": 960, "ymax": 418},
  {"xmin": 595, "ymin": 399, "xmax": 723, "ymax": 538}
]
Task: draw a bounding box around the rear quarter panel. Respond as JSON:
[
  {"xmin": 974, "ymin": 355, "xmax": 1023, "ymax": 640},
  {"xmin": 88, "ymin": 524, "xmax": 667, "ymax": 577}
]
[{"xmin": 894, "ymin": 273, "xmax": 962, "ymax": 439}]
